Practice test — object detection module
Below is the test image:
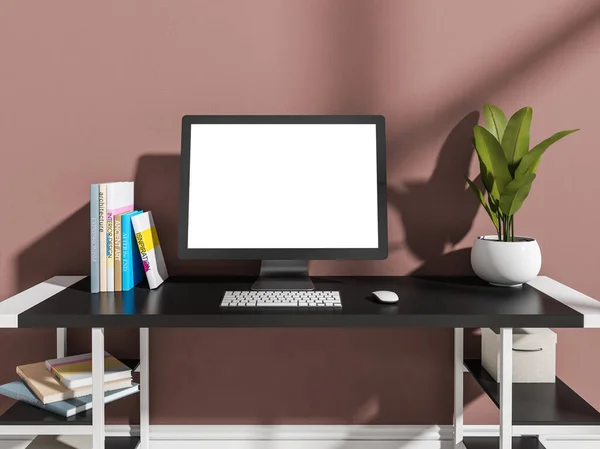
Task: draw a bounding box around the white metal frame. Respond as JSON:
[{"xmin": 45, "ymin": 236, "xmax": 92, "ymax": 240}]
[
  {"xmin": 140, "ymin": 328, "xmax": 150, "ymax": 449},
  {"xmin": 454, "ymin": 328, "xmax": 464, "ymax": 448},
  {"xmin": 56, "ymin": 328, "xmax": 66, "ymax": 359},
  {"xmin": 455, "ymin": 327, "xmax": 515, "ymax": 449},
  {"xmin": 0, "ymin": 275, "xmax": 599, "ymax": 447},
  {"xmin": 499, "ymin": 328, "xmax": 513, "ymax": 449},
  {"xmin": 0, "ymin": 276, "xmax": 84, "ymax": 328},
  {"xmin": 528, "ymin": 276, "xmax": 600, "ymax": 328},
  {"xmin": 45, "ymin": 327, "xmax": 150, "ymax": 449},
  {"xmin": 92, "ymin": 328, "xmax": 105, "ymax": 449}
]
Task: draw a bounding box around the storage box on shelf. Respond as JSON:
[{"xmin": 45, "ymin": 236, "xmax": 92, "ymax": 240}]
[{"xmin": 482, "ymin": 327, "xmax": 557, "ymax": 383}]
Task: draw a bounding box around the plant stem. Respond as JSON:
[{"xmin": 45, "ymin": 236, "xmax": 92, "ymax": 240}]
[{"xmin": 511, "ymin": 216, "xmax": 515, "ymax": 241}]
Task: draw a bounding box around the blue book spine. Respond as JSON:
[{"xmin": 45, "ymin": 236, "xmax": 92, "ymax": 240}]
[
  {"xmin": 122, "ymin": 211, "xmax": 144, "ymax": 291},
  {"xmin": 90, "ymin": 184, "xmax": 100, "ymax": 293}
]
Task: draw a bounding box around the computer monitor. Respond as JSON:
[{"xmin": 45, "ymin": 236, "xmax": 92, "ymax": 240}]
[{"xmin": 178, "ymin": 115, "xmax": 387, "ymax": 290}]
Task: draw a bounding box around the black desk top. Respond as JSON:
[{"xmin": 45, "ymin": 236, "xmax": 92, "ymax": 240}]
[{"xmin": 17, "ymin": 276, "xmax": 586, "ymax": 328}]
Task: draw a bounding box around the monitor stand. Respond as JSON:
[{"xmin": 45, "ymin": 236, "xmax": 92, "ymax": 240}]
[{"xmin": 251, "ymin": 260, "xmax": 315, "ymax": 291}]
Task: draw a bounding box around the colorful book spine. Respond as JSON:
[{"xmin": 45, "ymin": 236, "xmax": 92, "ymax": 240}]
[
  {"xmin": 90, "ymin": 184, "xmax": 100, "ymax": 293},
  {"xmin": 114, "ymin": 214, "xmax": 123, "ymax": 291},
  {"xmin": 98, "ymin": 184, "xmax": 107, "ymax": 291},
  {"xmin": 131, "ymin": 211, "xmax": 169, "ymax": 289},
  {"xmin": 121, "ymin": 211, "xmax": 144, "ymax": 291},
  {"xmin": 106, "ymin": 182, "xmax": 134, "ymax": 291}
]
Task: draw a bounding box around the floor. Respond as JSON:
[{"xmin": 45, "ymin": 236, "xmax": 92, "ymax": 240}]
[{"xmin": 1, "ymin": 436, "xmax": 599, "ymax": 449}]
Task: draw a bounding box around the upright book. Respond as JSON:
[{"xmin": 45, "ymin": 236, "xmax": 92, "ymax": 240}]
[
  {"xmin": 121, "ymin": 210, "xmax": 145, "ymax": 291},
  {"xmin": 0, "ymin": 380, "xmax": 139, "ymax": 418},
  {"xmin": 90, "ymin": 184, "xmax": 100, "ymax": 293},
  {"xmin": 106, "ymin": 182, "xmax": 134, "ymax": 291},
  {"xmin": 114, "ymin": 213, "xmax": 123, "ymax": 291},
  {"xmin": 46, "ymin": 352, "xmax": 132, "ymax": 389},
  {"xmin": 98, "ymin": 183, "xmax": 107, "ymax": 291},
  {"xmin": 16, "ymin": 361, "xmax": 132, "ymax": 404},
  {"xmin": 131, "ymin": 211, "xmax": 169, "ymax": 289}
]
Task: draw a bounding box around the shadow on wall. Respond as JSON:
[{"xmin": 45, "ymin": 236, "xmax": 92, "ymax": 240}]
[
  {"xmin": 387, "ymin": 111, "xmax": 481, "ymax": 276},
  {"xmin": 133, "ymin": 154, "xmax": 259, "ymax": 276}
]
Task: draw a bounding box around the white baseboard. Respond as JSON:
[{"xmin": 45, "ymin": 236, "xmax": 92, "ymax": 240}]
[{"xmin": 2, "ymin": 425, "xmax": 600, "ymax": 449}]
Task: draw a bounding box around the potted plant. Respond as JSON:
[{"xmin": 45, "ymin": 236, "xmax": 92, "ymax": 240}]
[{"xmin": 467, "ymin": 104, "xmax": 578, "ymax": 286}]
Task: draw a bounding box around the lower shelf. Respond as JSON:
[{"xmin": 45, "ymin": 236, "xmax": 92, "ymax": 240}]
[
  {"xmin": 464, "ymin": 359, "xmax": 600, "ymax": 425},
  {"xmin": 105, "ymin": 437, "xmax": 140, "ymax": 449},
  {"xmin": 463, "ymin": 436, "xmax": 545, "ymax": 449},
  {"xmin": 0, "ymin": 358, "xmax": 140, "ymax": 426},
  {"xmin": 0, "ymin": 401, "xmax": 92, "ymax": 425}
]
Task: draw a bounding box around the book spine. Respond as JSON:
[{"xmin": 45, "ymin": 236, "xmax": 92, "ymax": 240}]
[
  {"xmin": 4, "ymin": 390, "xmax": 46, "ymax": 410},
  {"xmin": 98, "ymin": 184, "xmax": 107, "ymax": 291},
  {"xmin": 121, "ymin": 214, "xmax": 132, "ymax": 291},
  {"xmin": 114, "ymin": 214, "xmax": 122, "ymax": 291},
  {"xmin": 46, "ymin": 365, "xmax": 68, "ymax": 388},
  {"xmin": 106, "ymin": 182, "xmax": 134, "ymax": 291},
  {"xmin": 122, "ymin": 211, "xmax": 144, "ymax": 291},
  {"xmin": 90, "ymin": 184, "xmax": 100, "ymax": 293},
  {"xmin": 132, "ymin": 211, "xmax": 169, "ymax": 289},
  {"xmin": 106, "ymin": 187, "xmax": 115, "ymax": 291}
]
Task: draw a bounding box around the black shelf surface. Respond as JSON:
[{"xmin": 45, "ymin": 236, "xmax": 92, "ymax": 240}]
[
  {"xmin": 0, "ymin": 358, "xmax": 139, "ymax": 426},
  {"xmin": 465, "ymin": 359, "xmax": 600, "ymax": 425},
  {"xmin": 105, "ymin": 437, "xmax": 140, "ymax": 449},
  {"xmin": 464, "ymin": 436, "xmax": 545, "ymax": 449},
  {"xmin": 18, "ymin": 276, "xmax": 585, "ymax": 328},
  {"xmin": 0, "ymin": 401, "xmax": 92, "ymax": 425},
  {"xmin": 121, "ymin": 358, "xmax": 141, "ymax": 371}
]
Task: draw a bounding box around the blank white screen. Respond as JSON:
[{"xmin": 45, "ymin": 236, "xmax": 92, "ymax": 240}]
[{"xmin": 187, "ymin": 123, "xmax": 379, "ymax": 249}]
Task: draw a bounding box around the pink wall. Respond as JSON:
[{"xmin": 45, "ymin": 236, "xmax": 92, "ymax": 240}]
[{"xmin": 1, "ymin": 0, "xmax": 600, "ymax": 425}]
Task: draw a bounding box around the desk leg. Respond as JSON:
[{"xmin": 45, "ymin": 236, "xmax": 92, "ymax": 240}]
[
  {"xmin": 499, "ymin": 328, "xmax": 513, "ymax": 449},
  {"xmin": 92, "ymin": 328, "xmax": 105, "ymax": 449},
  {"xmin": 57, "ymin": 328, "xmax": 66, "ymax": 358},
  {"xmin": 454, "ymin": 328, "xmax": 465, "ymax": 448},
  {"xmin": 140, "ymin": 328, "xmax": 150, "ymax": 449}
]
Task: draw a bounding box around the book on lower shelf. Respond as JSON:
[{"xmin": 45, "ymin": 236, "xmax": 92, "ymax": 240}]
[
  {"xmin": 0, "ymin": 381, "xmax": 139, "ymax": 418},
  {"xmin": 46, "ymin": 352, "xmax": 132, "ymax": 389},
  {"xmin": 16, "ymin": 361, "xmax": 132, "ymax": 404}
]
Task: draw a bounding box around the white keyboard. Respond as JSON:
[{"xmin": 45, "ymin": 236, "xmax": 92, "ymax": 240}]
[{"xmin": 221, "ymin": 291, "xmax": 342, "ymax": 307}]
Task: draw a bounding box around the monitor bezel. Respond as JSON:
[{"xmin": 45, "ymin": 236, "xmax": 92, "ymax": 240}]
[{"xmin": 178, "ymin": 115, "xmax": 388, "ymax": 260}]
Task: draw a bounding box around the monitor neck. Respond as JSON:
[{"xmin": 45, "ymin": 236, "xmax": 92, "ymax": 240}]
[{"xmin": 251, "ymin": 260, "xmax": 314, "ymax": 291}]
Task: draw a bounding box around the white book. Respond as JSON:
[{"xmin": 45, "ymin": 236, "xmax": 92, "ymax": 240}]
[
  {"xmin": 106, "ymin": 182, "xmax": 134, "ymax": 291},
  {"xmin": 98, "ymin": 184, "xmax": 107, "ymax": 291},
  {"xmin": 46, "ymin": 352, "xmax": 132, "ymax": 389},
  {"xmin": 131, "ymin": 211, "xmax": 168, "ymax": 289}
]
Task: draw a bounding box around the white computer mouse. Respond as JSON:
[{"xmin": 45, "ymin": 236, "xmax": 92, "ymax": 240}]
[{"xmin": 372, "ymin": 290, "xmax": 399, "ymax": 304}]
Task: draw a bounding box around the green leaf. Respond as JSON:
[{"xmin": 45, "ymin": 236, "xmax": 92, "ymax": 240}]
[
  {"xmin": 515, "ymin": 129, "xmax": 579, "ymax": 177},
  {"xmin": 466, "ymin": 177, "xmax": 499, "ymax": 231},
  {"xmin": 484, "ymin": 104, "xmax": 508, "ymax": 142},
  {"xmin": 473, "ymin": 126, "xmax": 512, "ymax": 193},
  {"xmin": 501, "ymin": 106, "xmax": 532, "ymax": 172},
  {"xmin": 499, "ymin": 173, "xmax": 536, "ymax": 217}
]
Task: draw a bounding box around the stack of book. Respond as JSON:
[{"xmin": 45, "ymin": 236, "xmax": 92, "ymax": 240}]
[
  {"xmin": 90, "ymin": 182, "xmax": 168, "ymax": 292},
  {"xmin": 0, "ymin": 352, "xmax": 138, "ymax": 417}
]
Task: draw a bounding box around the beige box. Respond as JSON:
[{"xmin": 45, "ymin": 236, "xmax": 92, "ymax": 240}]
[{"xmin": 481, "ymin": 328, "xmax": 557, "ymax": 383}]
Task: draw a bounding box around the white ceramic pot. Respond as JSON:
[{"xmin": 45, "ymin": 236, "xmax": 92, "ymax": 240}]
[{"xmin": 471, "ymin": 235, "xmax": 542, "ymax": 287}]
